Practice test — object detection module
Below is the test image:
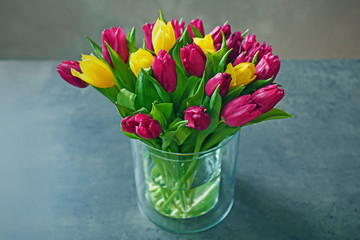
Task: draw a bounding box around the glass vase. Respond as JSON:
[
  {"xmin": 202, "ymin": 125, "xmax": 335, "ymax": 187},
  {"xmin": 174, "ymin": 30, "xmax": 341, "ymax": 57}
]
[{"xmin": 131, "ymin": 132, "xmax": 240, "ymax": 233}]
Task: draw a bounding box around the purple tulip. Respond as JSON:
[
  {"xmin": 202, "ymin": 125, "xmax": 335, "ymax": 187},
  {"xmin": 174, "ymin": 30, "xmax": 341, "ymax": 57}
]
[
  {"xmin": 255, "ymin": 53, "xmax": 281, "ymax": 81},
  {"xmin": 56, "ymin": 60, "xmax": 89, "ymax": 88},
  {"xmin": 152, "ymin": 50, "xmax": 177, "ymax": 93},
  {"xmin": 142, "ymin": 22, "xmax": 155, "ymax": 51},
  {"xmin": 180, "ymin": 43, "xmax": 206, "ymax": 78},
  {"xmin": 121, "ymin": 114, "xmax": 162, "ymax": 139},
  {"xmin": 205, "ymin": 73, "xmax": 232, "ymax": 98},
  {"xmin": 251, "ymin": 84, "xmax": 284, "ymax": 113},
  {"xmin": 102, "ymin": 27, "xmax": 129, "ymax": 66},
  {"xmin": 221, "ymin": 95, "xmax": 262, "ymax": 127},
  {"xmin": 226, "ymin": 31, "xmax": 243, "ymax": 62},
  {"xmin": 188, "ymin": 19, "xmax": 205, "ymax": 38},
  {"xmin": 184, "ymin": 106, "xmax": 211, "ymax": 130},
  {"xmin": 171, "ymin": 19, "xmax": 186, "ymax": 39},
  {"xmin": 210, "ymin": 24, "xmax": 231, "ymax": 51}
]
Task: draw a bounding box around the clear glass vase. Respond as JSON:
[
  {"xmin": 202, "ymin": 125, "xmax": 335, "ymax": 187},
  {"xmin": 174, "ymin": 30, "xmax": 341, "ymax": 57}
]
[{"xmin": 131, "ymin": 132, "xmax": 240, "ymax": 233}]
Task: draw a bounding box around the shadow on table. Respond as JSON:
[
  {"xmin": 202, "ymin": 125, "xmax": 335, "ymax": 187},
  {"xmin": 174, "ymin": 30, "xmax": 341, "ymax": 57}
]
[{"xmin": 219, "ymin": 178, "xmax": 324, "ymax": 240}]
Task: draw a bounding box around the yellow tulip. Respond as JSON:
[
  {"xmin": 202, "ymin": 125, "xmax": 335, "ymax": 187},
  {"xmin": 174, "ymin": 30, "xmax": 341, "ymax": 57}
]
[
  {"xmin": 71, "ymin": 54, "xmax": 115, "ymax": 88},
  {"xmin": 152, "ymin": 19, "xmax": 176, "ymax": 55},
  {"xmin": 129, "ymin": 48, "xmax": 154, "ymax": 77},
  {"xmin": 193, "ymin": 34, "xmax": 216, "ymax": 55},
  {"xmin": 225, "ymin": 62, "xmax": 257, "ymax": 88}
]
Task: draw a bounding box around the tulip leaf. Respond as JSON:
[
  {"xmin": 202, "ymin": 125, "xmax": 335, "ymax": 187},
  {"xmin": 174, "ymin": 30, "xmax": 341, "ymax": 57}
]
[
  {"xmin": 117, "ymin": 88, "xmax": 137, "ymax": 110},
  {"xmin": 213, "ymin": 32, "xmax": 227, "ymax": 67},
  {"xmin": 246, "ymin": 108, "xmax": 293, "ymax": 126},
  {"xmin": 215, "ymin": 49, "xmax": 232, "ymax": 73},
  {"xmin": 171, "ymin": 65, "xmax": 189, "ymax": 111},
  {"xmin": 190, "ymin": 24, "xmax": 203, "ymax": 38},
  {"xmin": 174, "ymin": 127, "xmax": 193, "ymax": 145},
  {"xmin": 222, "ymin": 85, "xmax": 246, "ymax": 106},
  {"xmin": 156, "ymin": 103, "xmax": 174, "ymax": 125},
  {"xmin": 206, "ymin": 86, "xmax": 222, "ymax": 133},
  {"xmin": 135, "ymin": 70, "xmax": 160, "ymax": 111},
  {"xmin": 241, "ymin": 29, "xmax": 249, "ymax": 38},
  {"xmin": 86, "ymin": 36, "xmax": 103, "ymax": 59},
  {"xmin": 241, "ymin": 77, "xmax": 273, "ymax": 95},
  {"xmin": 140, "ymin": 69, "xmax": 171, "ymax": 104},
  {"xmin": 252, "ymin": 51, "xmax": 259, "ymax": 65},
  {"xmin": 179, "ymin": 77, "xmax": 205, "ymax": 114},
  {"xmin": 159, "ymin": 10, "xmax": 165, "ymax": 22},
  {"xmin": 202, "ymin": 125, "xmax": 240, "ymax": 151},
  {"xmin": 126, "ymin": 27, "xmax": 138, "ymax": 53},
  {"xmin": 105, "ymin": 42, "xmax": 136, "ymax": 92},
  {"xmin": 92, "ymin": 86, "xmax": 117, "ymax": 104},
  {"xmin": 204, "ymin": 52, "xmax": 215, "ymax": 83},
  {"xmin": 179, "ymin": 27, "xmax": 192, "ymax": 46},
  {"xmin": 150, "ymin": 103, "xmax": 167, "ymax": 129},
  {"xmin": 160, "ymin": 121, "xmax": 188, "ymax": 150}
]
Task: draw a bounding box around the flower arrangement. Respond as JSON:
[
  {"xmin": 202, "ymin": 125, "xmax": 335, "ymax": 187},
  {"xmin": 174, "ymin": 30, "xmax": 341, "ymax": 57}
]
[{"xmin": 57, "ymin": 11, "xmax": 292, "ymax": 223}]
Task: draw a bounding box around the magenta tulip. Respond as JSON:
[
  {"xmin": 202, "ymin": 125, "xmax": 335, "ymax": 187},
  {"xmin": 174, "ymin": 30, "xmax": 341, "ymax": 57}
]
[
  {"xmin": 180, "ymin": 43, "xmax": 206, "ymax": 78},
  {"xmin": 142, "ymin": 22, "xmax": 155, "ymax": 51},
  {"xmin": 255, "ymin": 53, "xmax": 281, "ymax": 81},
  {"xmin": 221, "ymin": 95, "xmax": 262, "ymax": 127},
  {"xmin": 184, "ymin": 106, "xmax": 211, "ymax": 130},
  {"xmin": 226, "ymin": 31, "xmax": 243, "ymax": 62},
  {"xmin": 102, "ymin": 27, "xmax": 129, "ymax": 66},
  {"xmin": 233, "ymin": 52, "xmax": 252, "ymax": 65},
  {"xmin": 242, "ymin": 33, "xmax": 258, "ymax": 52},
  {"xmin": 210, "ymin": 24, "xmax": 231, "ymax": 50},
  {"xmin": 152, "ymin": 50, "xmax": 177, "ymax": 93},
  {"xmin": 121, "ymin": 114, "xmax": 162, "ymax": 139},
  {"xmin": 251, "ymin": 84, "xmax": 284, "ymax": 113},
  {"xmin": 56, "ymin": 60, "xmax": 89, "ymax": 88},
  {"xmin": 171, "ymin": 19, "xmax": 185, "ymax": 39},
  {"xmin": 188, "ymin": 19, "xmax": 205, "ymax": 38},
  {"xmin": 205, "ymin": 73, "xmax": 232, "ymax": 98}
]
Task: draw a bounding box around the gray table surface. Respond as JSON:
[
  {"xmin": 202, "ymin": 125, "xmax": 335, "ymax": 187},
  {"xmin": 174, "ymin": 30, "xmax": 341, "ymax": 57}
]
[{"xmin": 0, "ymin": 59, "xmax": 359, "ymax": 240}]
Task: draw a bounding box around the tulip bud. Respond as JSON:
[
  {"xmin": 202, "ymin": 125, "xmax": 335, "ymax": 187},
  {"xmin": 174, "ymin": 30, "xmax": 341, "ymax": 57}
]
[
  {"xmin": 152, "ymin": 19, "xmax": 176, "ymax": 55},
  {"xmin": 71, "ymin": 55, "xmax": 115, "ymax": 88},
  {"xmin": 255, "ymin": 53, "xmax": 280, "ymax": 81},
  {"xmin": 152, "ymin": 50, "xmax": 177, "ymax": 93},
  {"xmin": 233, "ymin": 52, "xmax": 253, "ymax": 65},
  {"xmin": 209, "ymin": 24, "xmax": 231, "ymax": 50},
  {"xmin": 246, "ymin": 42, "xmax": 273, "ymax": 63},
  {"xmin": 205, "ymin": 73, "xmax": 232, "ymax": 98},
  {"xmin": 193, "ymin": 34, "xmax": 216, "ymax": 55},
  {"xmin": 251, "ymin": 84, "xmax": 284, "ymax": 113},
  {"xmin": 102, "ymin": 27, "xmax": 129, "ymax": 66},
  {"xmin": 56, "ymin": 60, "xmax": 89, "ymax": 88},
  {"xmin": 180, "ymin": 43, "xmax": 206, "ymax": 78},
  {"xmin": 188, "ymin": 18, "xmax": 205, "ymax": 38},
  {"xmin": 226, "ymin": 32, "xmax": 243, "ymax": 62},
  {"xmin": 142, "ymin": 22, "xmax": 155, "ymax": 51},
  {"xmin": 225, "ymin": 62, "xmax": 256, "ymax": 88},
  {"xmin": 242, "ymin": 33, "xmax": 258, "ymax": 52},
  {"xmin": 221, "ymin": 95, "xmax": 262, "ymax": 127},
  {"xmin": 121, "ymin": 114, "xmax": 162, "ymax": 139},
  {"xmin": 129, "ymin": 48, "xmax": 154, "ymax": 77},
  {"xmin": 171, "ymin": 19, "xmax": 185, "ymax": 39},
  {"xmin": 184, "ymin": 106, "xmax": 211, "ymax": 130}
]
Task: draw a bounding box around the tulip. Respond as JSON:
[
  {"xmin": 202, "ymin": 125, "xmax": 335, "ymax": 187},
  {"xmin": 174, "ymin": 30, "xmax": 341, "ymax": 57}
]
[
  {"xmin": 152, "ymin": 50, "xmax": 177, "ymax": 93},
  {"xmin": 129, "ymin": 48, "xmax": 154, "ymax": 77},
  {"xmin": 188, "ymin": 18, "xmax": 205, "ymax": 38},
  {"xmin": 225, "ymin": 62, "xmax": 256, "ymax": 88},
  {"xmin": 221, "ymin": 95, "xmax": 262, "ymax": 127},
  {"xmin": 209, "ymin": 24, "xmax": 231, "ymax": 50},
  {"xmin": 255, "ymin": 53, "xmax": 280, "ymax": 81},
  {"xmin": 102, "ymin": 27, "xmax": 129, "ymax": 66},
  {"xmin": 56, "ymin": 60, "xmax": 89, "ymax": 88},
  {"xmin": 251, "ymin": 84, "xmax": 284, "ymax": 113},
  {"xmin": 121, "ymin": 114, "xmax": 162, "ymax": 139},
  {"xmin": 171, "ymin": 19, "xmax": 185, "ymax": 39},
  {"xmin": 180, "ymin": 43, "xmax": 206, "ymax": 78},
  {"xmin": 242, "ymin": 33, "xmax": 258, "ymax": 52},
  {"xmin": 233, "ymin": 52, "xmax": 252, "ymax": 65},
  {"xmin": 152, "ymin": 19, "xmax": 176, "ymax": 55},
  {"xmin": 193, "ymin": 34, "xmax": 216, "ymax": 55},
  {"xmin": 184, "ymin": 106, "xmax": 211, "ymax": 130},
  {"xmin": 71, "ymin": 54, "xmax": 115, "ymax": 88},
  {"xmin": 226, "ymin": 31, "xmax": 243, "ymax": 62},
  {"xmin": 142, "ymin": 22, "xmax": 155, "ymax": 51},
  {"xmin": 205, "ymin": 73, "xmax": 232, "ymax": 98},
  {"xmin": 245, "ymin": 41, "xmax": 273, "ymax": 63}
]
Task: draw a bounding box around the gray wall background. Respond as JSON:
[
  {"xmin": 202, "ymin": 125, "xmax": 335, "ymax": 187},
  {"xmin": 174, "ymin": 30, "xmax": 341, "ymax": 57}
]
[{"xmin": 1, "ymin": 0, "xmax": 359, "ymax": 60}]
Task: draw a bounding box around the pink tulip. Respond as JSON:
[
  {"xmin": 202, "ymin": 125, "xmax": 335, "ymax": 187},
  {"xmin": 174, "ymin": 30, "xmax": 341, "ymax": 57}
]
[
  {"xmin": 56, "ymin": 60, "xmax": 89, "ymax": 88},
  {"xmin": 205, "ymin": 73, "xmax": 232, "ymax": 98},
  {"xmin": 210, "ymin": 24, "xmax": 231, "ymax": 51},
  {"xmin": 184, "ymin": 106, "xmax": 211, "ymax": 130},
  {"xmin": 102, "ymin": 27, "xmax": 129, "ymax": 66},
  {"xmin": 255, "ymin": 53, "xmax": 281, "ymax": 81},
  {"xmin": 188, "ymin": 19, "xmax": 205, "ymax": 38},
  {"xmin": 226, "ymin": 31, "xmax": 243, "ymax": 62},
  {"xmin": 180, "ymin": 43, "xmax": 206, "ymax": 78},
  {"xmin": 251, "ymin": 84, "xmax": 284, "ymax": 113},
  {"xmin": 142, "ymin": 22, "xmax": 155, "ymax": 51},
  {"xmin": 152, "ymin": 50, "xmax": 177, "ymax": 93},
  {"xmin": 121, "ymin": 114, "xmax": 162, "ymax": 139},
  {"xmin": 171, "ymin": 19, "xmax": 186, "ymax": 39}
]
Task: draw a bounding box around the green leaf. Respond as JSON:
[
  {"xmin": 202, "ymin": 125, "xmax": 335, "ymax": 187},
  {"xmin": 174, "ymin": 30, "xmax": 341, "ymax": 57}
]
[
  {"xmin": 206, "ymin": 86, "xmax": 222, "ymax": 133},
  {"xmin": 150, "ymin": 103, "xmax": 167, "ymax": 129},
  {"xmin": 126, "ymin": 27, "xmax": 138, "ymax": 53},
  {"xmin": 222, "ymin": 85, "xmax": 245, "ymax": 106},
  {"xmin": 213, "ymin": 32, "xmax": 227, "ymax": 67},
  {"xmin": 160, "ymin": 121, "xmax": 188, "ymax": 150},
  {"xmin": 252, "ymin": 51, "xmax": 259, "ymax": 65},
  {"xmin": 241, "ymin": 77, "xmax": 273, "ymax": 95},
  {"xmin": 179, "ymin": 77, "xmax": 205, "ymax": 114},
  {"xmin": 92, "ymin": 86, "xmax": 117, "ymax": 103},
  {"xmin": 215, "ymin": 49, "xmax": 232, "ymax": 73},
  {"xmin": 246, "ymin": 108, "xmax": 293, "ymax": 125},
  {"xmin": 140, "ymin": 69, "xmax": 171, "ymax": 103},
  {"xmin": 117, "ymin": 88, "xmax": 136, "ymax": 110},
  {"xmin": 159, "ymin": 10, "xmax": 165, "ymax": 22},
  {"xmin": 201, "ymin": 124, "xmax": 240, "ymax": 151},
  {"xmin": 170, "ymin": 65, "xmax": 189, "ymax": 111},
  {"xmin": 86, "ymin": 36, "xmax": 103, "ymax": 59},
  {"xmin": 156, "ymin": 103, "xmax": 174, "ymax": 124},
  {"xmin": 174, "ymin": 127, "xmax": 193, "ymax": 145},
  {"xmin": 241, "ymin": 29, "xmax": 249, "ymax": 38},
  {"xmin": 190, "ymin": 24, "xmax": 203, "ymax": 38},
  {"xmin": 178, "ymin": 27, "xmax": 192, "ymax": 46},
  {"xmin": 135, "ymin": 70, "xmax": 160, "ymax": 111},
  {"xmin": 204, "ymin": 52, "xmax": 215, "ymax": 83}
]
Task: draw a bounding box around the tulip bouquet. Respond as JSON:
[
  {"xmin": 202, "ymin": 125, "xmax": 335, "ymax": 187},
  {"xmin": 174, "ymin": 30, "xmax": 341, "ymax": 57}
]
[{"xmin": 57, "ymin": 11, "xmax": 292, "ymax": 220}]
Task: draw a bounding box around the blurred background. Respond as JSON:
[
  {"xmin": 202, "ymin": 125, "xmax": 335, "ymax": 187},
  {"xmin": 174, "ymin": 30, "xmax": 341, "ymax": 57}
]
[{"xmin": 1, "ymin": 0, "xmax": 359, "ymax": 60}]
